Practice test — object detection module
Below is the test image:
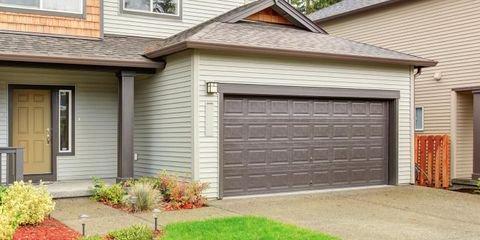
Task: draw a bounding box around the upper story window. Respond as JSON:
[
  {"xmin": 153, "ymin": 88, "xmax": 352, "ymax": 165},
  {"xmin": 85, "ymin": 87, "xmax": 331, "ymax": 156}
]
[
  {"xmin": 123, "ymin": 0, "xmax": 180, "ymax": 17},
  {"xmin": 0, "ymin": 0, "xmax": 83, "ymax": 15}
]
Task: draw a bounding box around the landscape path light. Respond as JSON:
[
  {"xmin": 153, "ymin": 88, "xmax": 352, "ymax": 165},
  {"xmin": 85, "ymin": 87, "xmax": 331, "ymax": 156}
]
[
  {"xmin": 153, "ymin": 208, "xmax": 161, "ymax": 232},
  {"xmin": 79, "ymin": 214, "xmax": 89, "ymax": 236}
]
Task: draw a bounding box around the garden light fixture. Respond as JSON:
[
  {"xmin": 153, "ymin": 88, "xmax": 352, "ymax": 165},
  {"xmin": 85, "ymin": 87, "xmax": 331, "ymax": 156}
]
[
  {"xmin": 78, "ymin": 214, "xmax": 89, "ymax": 236},
  {"xmin": 130, "ymin": 196, "xmax": 138, "ymax": 212},
  {"xmin": 153, "ymin": 208, "xmax": 161, "ymax": 231}
]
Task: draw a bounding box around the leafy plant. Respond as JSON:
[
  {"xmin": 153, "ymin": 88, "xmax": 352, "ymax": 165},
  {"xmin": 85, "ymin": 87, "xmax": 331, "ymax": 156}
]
[
  {"xmin": 0, "ymin": 207, "xmax": 17, "ymax": 240},
  {"xmin": 79, "ymin": 235, "xmax": 103, "ymax": 240},
  {"xmin": 108, "ymin": 225, "xmax": 154, "ymax": 240},
  {"xmin": 156, "ymin": 171, "xmax": 209, "ymax": 210},
  {"xmin": 91, "ymin": 177, "xmax": 126, "ymax": 205},
  {"xmin": 128, "ymin": 182, "xmax": 159, "ymax": 211},
  {"xmin": 0, "ymin": 185, "xmax": 7, "ymax": 205},
  {"xmin": 1, "ymin": 181, "xmax": 55, "ymax": 225}
]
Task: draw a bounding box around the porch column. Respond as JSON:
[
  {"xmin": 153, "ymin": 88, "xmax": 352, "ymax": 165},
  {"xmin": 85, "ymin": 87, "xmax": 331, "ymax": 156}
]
[
  {"xmin": 117, "ymin": 71, "xmax": 135, "ymax": 181},
  {"xmin": 473, "ymin": 91, "xmax": 480, "ymax": 179}
]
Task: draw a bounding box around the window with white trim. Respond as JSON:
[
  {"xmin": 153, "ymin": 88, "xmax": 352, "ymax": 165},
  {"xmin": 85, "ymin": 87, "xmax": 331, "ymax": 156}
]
[
  {"xmin": 123, "ymin": 0, "xmax": 180, "ymax": 16},
  {"xmin": 415, "ymin": 107, "xmax": 424, "ymax": 131},
  {"xmin": 0, "ymin": 0, "xmax": 83, "ymax": 14},
  {"xmin": 59, "ymin": 90, "xmax": 73, "ymax": 153}
]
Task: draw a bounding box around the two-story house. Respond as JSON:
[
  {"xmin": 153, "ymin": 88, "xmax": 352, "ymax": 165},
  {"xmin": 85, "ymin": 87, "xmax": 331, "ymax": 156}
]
[
  {"xmin": 0, "ymin": 0, "xmax": 435, "ymax": 198},
  {"xmin": 310, "ymin": 0, "xmax": 480, "ymax": 186}
]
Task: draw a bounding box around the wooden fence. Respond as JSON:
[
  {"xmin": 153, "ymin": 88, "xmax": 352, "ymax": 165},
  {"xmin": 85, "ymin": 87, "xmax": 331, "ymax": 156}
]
[{"xmin": 414, "ymin": 135, "xmax": 451, "ymax": 189}]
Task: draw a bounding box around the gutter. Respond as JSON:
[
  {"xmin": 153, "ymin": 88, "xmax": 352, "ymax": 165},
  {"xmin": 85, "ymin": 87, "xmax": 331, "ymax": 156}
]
[{"xmin": 0, "ymin": 53, "xmax": 165, "ymax": 69}]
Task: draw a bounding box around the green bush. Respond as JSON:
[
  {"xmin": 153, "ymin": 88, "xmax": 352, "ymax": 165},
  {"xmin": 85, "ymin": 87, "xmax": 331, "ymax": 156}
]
[
  {"xmin": 0, "ymin": 185, "xmax": 7, "ymax": 205},
  {"xmin": 1, "ymin": 181, "xmax": 55, "ymax": 225},
  {"xmin": 0, "ymin": 207, "xmax": 17, "ymax": 240},
  {"xmin": 108, "ymin": 225, "xmax": 154, "ymax": 240},
  {"xmin": 128, "ymin": 182, "xmax": 159, "ymax": 211},
  {"xmin": 92, "ymin": 178, "xmax": 126, "ymax": 205},
  {"xmin": 78, "ymin": 235, "xmax": 103, "ymax": 240}
]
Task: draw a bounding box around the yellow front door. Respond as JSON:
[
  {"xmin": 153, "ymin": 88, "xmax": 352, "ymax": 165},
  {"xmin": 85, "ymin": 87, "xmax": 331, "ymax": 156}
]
[{"xmin": 12, "ymin": 89, "xmax": 52, "ymax": 175}]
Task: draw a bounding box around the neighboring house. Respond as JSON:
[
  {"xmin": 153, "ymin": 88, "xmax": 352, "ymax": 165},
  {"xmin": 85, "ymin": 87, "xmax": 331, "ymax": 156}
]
[
  {"xmin": 310, "ymin": 0, "xmax": 480, "ymax": 183},
  {"xmin": 0, "ymin": 0, "xmax": 435, "ymax": 198}
]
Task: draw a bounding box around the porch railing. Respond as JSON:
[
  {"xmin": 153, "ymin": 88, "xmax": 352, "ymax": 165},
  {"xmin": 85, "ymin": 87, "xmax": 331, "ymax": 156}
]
[
  {"xmin": 0, "ymin": 147, "xmax": 24, "ymax": 185},
  {"xmin": 414, "ymin": 135, "xmax": 450, "ymax": 189}
]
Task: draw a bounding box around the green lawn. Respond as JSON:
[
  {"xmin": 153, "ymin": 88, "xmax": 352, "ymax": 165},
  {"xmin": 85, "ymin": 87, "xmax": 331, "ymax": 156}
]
[{"xmin": 162, "ymin": 216, "xmax": 339, "ymax": 240}]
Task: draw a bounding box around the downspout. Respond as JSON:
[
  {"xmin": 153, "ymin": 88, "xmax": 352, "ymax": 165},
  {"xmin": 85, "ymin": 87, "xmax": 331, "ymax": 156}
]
[{"xmin": 411, "ymin": 66, "xmax": 422, "ymax": 185}]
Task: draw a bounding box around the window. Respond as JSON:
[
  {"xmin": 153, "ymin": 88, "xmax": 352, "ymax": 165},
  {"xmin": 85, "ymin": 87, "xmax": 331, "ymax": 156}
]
[
  {"xmin": 59, "ymin": 90, "xmax": 73, "ymax": 154},
  {"xmin": 415, "ymin": 107, "xmax": 424, "ymax": 131},
  {"xmin": 123, "ymin": 0, "xmax": 180, "ymax": 16},
  {"xmin": 0, "ymin": 0, "xmax": 83, "ymax": 14}
]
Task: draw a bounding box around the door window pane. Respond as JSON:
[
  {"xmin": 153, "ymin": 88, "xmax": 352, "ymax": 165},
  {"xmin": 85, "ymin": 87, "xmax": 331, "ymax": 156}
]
[
  {"xmin": 59, "ymin": 90, "xmax": 72, "ymax": 153},
  {"xmin": 125, "ymin": 0, "xmax": 150, "ymax": 11},
  {"xmin": 43, "ymin": 0, "xmax": 82, "ymax": 13},
  {"xmin": 415, "ymin": 107, "xmax": 424, "ymax": 131},
  {"xmin": 0, "ymin": 0, "xmax": 39, "ymax": 8}
]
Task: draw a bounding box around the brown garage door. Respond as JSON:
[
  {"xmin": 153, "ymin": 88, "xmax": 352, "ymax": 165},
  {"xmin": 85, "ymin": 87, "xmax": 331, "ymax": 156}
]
[{"xmin": 221, "ymin": 95, "xmax": 389, "ymax": 197}]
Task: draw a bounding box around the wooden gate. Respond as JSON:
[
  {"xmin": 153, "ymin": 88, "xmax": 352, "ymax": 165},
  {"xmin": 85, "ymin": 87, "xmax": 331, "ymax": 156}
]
[{"xmin": 414, "ymin": 135, "xmax": 451, "ymax": 188}]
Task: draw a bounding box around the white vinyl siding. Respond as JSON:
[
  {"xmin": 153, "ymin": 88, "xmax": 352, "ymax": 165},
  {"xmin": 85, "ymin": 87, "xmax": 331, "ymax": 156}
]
[
  {"xmin": 0, "ymin": 67, "xmax": 118, "ymax": 182},
  {"xmin": 194, "ymin": 50, "xmax": 413, "ymax": 197},
  {"xmin": 104, "ymin": 0, "xmax": 245, "ymax": 38},
  {"xmin": 320, "ymin": 0, "xmax": 480, "ymax": 177},
  {"xmin": 134, "ymin": 51, "xmax": 193, "ymax": 178}
]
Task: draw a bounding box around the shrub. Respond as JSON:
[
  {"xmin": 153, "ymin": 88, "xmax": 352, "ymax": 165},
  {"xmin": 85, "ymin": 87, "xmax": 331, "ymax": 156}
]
[
  {"xmin": 0, "ymin": 185, "xmax": 7, "ymax": 205},
  {"xmin": 79, "ymin": 235, "xmax": 103, "ymax": 240},
  {"xmin": 157, "ymin": 171, "xmax": 178, "ymax": 202},
  {"xmin": 108, "ymin": 225, "xmax": 154, "ymax": 240},
  {"xmin": 0, "ymin": 207, "xmax": 17, "ymax": 240},
  {"xmin": 167, "ymin": 181, "xmax": 209, "ymax": 210},
  {"xmin": 1, "ymin": 181, "xmax": 55, "ymax": 225},
  {"xmin": 128, "ymin": 182, "xmax": 159, "ymax": 211},
  {"xmin": 92, "ymin": 178, "xmax": 126, "ymax": 205}
]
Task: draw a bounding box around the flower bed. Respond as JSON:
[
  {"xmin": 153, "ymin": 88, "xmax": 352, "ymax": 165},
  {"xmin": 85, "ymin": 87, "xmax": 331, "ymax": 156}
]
[
  {"xmin": 13, "ymin": 217, "xmax": 80, "ymax": 240},
  {"xmin": 91, "ymin": 171, "xmax": 209, "ymax": 213}
]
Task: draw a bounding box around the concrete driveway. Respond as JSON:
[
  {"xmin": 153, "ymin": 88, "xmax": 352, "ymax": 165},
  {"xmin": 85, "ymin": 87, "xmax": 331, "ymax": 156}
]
[{"xmin": 211, "ymin": 186, "xmax": 480, "ymax": 240}]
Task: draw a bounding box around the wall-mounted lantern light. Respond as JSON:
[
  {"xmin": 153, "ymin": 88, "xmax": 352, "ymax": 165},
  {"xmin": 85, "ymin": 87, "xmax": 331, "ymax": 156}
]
[
  {"xmin": 206, "ymin": 82, "xmax": 218, "ymax": 94},
  {"xmin": 434, "ymin": 71, "xmax": 443, "ymax": 81}
]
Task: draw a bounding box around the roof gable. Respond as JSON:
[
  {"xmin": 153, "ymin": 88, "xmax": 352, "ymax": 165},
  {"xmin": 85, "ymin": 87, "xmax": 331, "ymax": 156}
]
[
  {"xmin": 246, "ymin": 7, "xmax": 293, "ymax": 26},
  {"xmin": 219, "ymin": 0, "xmax": 326, "ymax": 33}
]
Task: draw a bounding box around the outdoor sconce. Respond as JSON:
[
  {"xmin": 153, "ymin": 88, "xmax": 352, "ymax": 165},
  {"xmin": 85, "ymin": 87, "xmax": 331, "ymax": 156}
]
[
  {"xmin": 153, "ymin": 208, "xmax": 161, "ymax": 232},
  {"xmin": 79, "ymin": 214, "xmax": 89, "ymax": 236},
  {"xmin": 434, "ymin": 71, "xmax": 443, "ymax": 81},
  {"xmin": 206, "ymin": 82, "xmax": 218, "ymax": 94}
]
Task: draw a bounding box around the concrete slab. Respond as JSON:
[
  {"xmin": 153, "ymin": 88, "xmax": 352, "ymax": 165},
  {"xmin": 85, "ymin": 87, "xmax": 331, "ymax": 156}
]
[
  {"xmin": 212, "ymin": 186, "xmax": 480, "ymax": 240},
  {"xmin": 47, "ymin": 179, "xmax": 115, "ymax": 199}
]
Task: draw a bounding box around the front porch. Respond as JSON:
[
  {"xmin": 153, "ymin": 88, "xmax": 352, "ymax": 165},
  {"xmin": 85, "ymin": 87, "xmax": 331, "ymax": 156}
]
[{"xmin": 0, "ymin": 65, "xmax": 156, "ymax": 187}]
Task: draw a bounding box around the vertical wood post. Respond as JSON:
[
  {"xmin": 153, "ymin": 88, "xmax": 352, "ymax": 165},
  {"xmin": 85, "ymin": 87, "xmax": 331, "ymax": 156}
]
[
  {"xmin": 117, "ymin": 71, "xmax": 135, "ymax": 182},
  {"xmin": 473, "ymin": 91, "xmax": 480, "ymax": 179}
]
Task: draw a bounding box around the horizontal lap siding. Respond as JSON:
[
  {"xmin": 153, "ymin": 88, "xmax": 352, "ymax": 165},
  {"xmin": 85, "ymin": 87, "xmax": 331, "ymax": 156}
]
[
  {"xmin": 321, "ymin": 0, "xmax": 480, "ymax": 177},
  {"xmin": 134, "ymin": 52, "xmax": 193, "ymax": 178},
  {"xmin": 196, "ymin": 51, "xmax": 412, "ymax": 197},
  {"xmin": 0, "ymin": 67, "xmax": 118, "ymax": 181},
  {"xmin": 103, "ymin": 0, "xmax": 244, "ymax": 38}
]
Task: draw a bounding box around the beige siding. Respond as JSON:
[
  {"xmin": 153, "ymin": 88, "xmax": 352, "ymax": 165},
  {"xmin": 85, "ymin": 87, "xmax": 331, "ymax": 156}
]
[
  {"xmin": 195, "ymin": 50, "xmax": 413, "ymax": 197},
  {"xmin": 0, "ymin": 67, "xmax": 118, "ymax": 182},
  {"xmin": 320, "ymin": 0, "xmax": 480, "ymax": 177},
  {"xmin": 134, "ymin": 51, "xmax": 193, "ymax": 178},
  {"xmin": 103, "ymin": 0, "xmax": 244, "ymax": 38},
  {"xmin": 456, "ymin": 92, "xmax": 473, "ymax": 178}
]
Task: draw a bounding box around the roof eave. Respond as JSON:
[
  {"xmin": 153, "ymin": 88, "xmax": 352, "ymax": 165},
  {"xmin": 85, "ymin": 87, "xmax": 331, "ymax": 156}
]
[
  {"xmin": 145, "ymin": 41, "xmax": 437, "ymax": 68},
  {"xmin": 0, "ymin": 53, "xmax": 164, "ymax": 69}
]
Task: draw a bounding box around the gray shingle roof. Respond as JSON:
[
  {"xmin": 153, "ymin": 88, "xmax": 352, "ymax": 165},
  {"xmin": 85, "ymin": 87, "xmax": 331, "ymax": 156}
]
[
  {"xmin": 309, "ymin": 0, "xmax": 403, "ymax": 22},
  {"xmin": 145, "ymin": 21, "xmax": 436, "ymax": 67},
  {"xmin": 0, "ymin": 33, "xmax": 162, "ymax": 68}
]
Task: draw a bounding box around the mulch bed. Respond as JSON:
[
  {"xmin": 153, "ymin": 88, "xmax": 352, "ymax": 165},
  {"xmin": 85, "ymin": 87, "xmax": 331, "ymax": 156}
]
[{"xmin": 13, "ymin": 217, "xmax": 80, "ymax": 240}]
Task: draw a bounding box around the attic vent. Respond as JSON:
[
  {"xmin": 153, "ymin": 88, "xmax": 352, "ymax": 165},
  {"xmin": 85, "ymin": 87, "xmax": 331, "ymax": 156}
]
[{"xmin": 245, "ymin": 7, "xmax": 293, "ymax": 26}]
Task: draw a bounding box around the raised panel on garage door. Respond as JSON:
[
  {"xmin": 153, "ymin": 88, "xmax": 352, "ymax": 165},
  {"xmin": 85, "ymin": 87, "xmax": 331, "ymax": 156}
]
[{"xmin": 221, "ymin": 95, "xmax": 389, "ymax": 197}]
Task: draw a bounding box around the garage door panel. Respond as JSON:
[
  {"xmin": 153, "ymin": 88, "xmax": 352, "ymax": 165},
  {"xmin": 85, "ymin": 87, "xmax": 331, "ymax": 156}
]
[{"xmin": 222, "ymin": 95, "xmax": 389, "ymax": 197}]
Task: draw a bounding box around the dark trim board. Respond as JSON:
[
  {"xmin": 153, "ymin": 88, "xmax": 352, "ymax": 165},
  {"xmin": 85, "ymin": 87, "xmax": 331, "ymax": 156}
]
[
  {"xmin": 8, "ymin": 84, "xmax": 76, "ymax": 182},
  {"xmin": 217, "ymin": 83, "xmax": 400, "ymax": 199}
]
